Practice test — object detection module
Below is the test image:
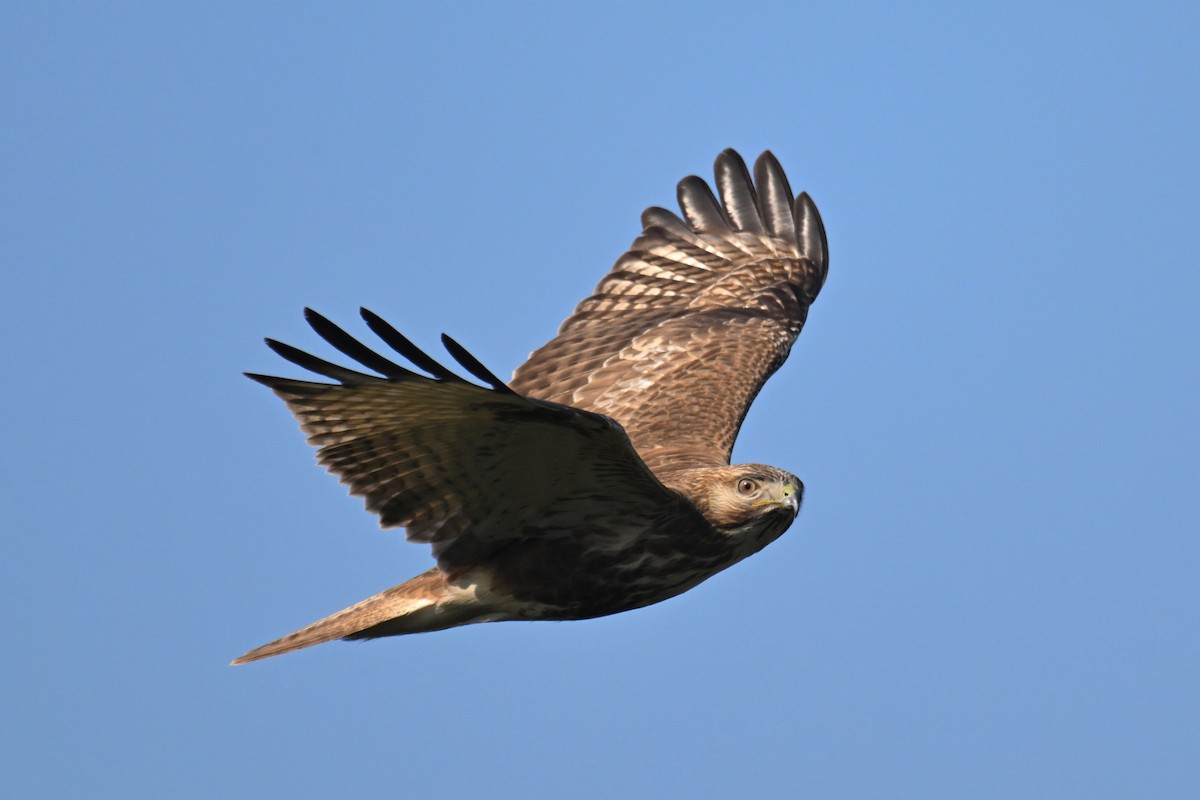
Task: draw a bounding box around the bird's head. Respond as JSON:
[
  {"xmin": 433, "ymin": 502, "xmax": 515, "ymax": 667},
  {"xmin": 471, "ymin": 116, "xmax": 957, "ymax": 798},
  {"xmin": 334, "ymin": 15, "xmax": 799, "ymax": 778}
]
[{"xmin": 670, "ymin": 464, "xmax": 803, "ymax": 557}]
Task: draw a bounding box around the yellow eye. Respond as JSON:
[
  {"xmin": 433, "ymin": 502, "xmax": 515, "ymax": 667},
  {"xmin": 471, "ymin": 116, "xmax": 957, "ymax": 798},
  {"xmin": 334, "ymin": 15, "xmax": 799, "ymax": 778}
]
[{"xmin": 737, "ymin": 478, "xmax": 758, "ymax": 495}]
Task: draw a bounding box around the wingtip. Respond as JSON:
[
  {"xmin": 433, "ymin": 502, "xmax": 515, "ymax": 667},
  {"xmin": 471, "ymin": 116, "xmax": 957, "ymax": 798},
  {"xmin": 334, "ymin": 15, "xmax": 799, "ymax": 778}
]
[
  {"xmin": 263, "ymin": 337, "xmax": 289, "ymax": 357},
  {"xmin": 244, "ymin": 371, "xmax": 277, "ymax": 386},
  {"xmin": 794, "ymin": 191, "xmax": 829, "ymax": 276},
  {"xmin": 440, "ymin": 333, "xmax": 516, "ymax": 393},
  {"xmin": 715, "ymin": 147, "xmax": 748, "ymax": 169},
  {"xmin": 753, "ymin": 150, "xmax": 784, "ymax": 174}
]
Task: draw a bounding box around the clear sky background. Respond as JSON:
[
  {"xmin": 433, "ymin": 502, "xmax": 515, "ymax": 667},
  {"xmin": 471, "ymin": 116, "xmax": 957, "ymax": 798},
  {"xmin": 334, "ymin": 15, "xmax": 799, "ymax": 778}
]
[{"xmin": 3, "ymin": 2, "xmax": 1197, "ymax": 797}]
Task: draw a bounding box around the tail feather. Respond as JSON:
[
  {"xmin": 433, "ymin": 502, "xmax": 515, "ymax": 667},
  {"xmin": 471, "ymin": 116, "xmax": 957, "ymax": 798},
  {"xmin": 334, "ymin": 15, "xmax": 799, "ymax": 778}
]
[{"xmin": 231, "ymin": 568, "xmax": 476, "ymax": 665}]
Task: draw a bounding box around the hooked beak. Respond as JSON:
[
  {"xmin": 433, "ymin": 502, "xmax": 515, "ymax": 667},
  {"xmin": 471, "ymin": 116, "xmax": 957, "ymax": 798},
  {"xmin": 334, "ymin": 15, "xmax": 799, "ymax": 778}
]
[{"xmin": 753, "ymin": 481, "xmax": 802, "ymax": 515}]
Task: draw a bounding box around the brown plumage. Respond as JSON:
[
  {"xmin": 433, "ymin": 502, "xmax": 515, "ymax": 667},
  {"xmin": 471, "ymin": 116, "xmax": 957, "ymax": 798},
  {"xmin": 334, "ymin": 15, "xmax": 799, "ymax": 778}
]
[{"xmin": 232, "ymin": 149, "xmax": 828, "ymax": 665}]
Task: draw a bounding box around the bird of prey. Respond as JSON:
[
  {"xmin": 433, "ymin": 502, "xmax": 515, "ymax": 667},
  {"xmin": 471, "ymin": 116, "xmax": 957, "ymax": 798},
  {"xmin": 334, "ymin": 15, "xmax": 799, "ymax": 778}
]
[{"xmin": 232, "ymin": 149, "xmax": 828, "ymax": 665}]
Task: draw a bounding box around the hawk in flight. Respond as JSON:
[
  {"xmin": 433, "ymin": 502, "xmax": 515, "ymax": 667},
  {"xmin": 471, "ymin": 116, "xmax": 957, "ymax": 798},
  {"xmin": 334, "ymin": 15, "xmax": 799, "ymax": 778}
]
[{"xmin": 233, "ymin": 149, "xmax": 828, "ymax": 664}]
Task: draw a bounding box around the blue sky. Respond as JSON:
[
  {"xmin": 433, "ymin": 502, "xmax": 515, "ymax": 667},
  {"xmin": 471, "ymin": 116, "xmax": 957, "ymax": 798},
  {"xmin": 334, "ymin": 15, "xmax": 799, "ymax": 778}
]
[{"xmin": 2, "ymin": 2, "xmax": 1197, "ymax": 797}]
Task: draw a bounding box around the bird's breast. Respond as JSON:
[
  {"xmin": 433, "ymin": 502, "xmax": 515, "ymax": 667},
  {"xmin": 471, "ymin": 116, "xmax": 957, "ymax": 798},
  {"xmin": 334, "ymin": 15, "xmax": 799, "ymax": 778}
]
[{"xmin": 484, "ymin": 517, "xmax": 736, "ymax": 620}]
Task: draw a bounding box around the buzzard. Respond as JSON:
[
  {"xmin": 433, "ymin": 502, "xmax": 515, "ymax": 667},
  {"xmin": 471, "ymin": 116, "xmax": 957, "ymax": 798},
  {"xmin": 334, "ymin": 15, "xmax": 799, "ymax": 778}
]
[{"xmin": 232, "ymin": 149, "xmax": 828, "ymax": 664}]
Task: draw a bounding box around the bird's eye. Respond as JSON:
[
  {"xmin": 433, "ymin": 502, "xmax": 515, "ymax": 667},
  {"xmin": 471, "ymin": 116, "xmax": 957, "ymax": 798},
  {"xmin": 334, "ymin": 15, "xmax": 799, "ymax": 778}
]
[{"xmin": 737, "ymin": 478, "xmax": 758, "ymax": 495}]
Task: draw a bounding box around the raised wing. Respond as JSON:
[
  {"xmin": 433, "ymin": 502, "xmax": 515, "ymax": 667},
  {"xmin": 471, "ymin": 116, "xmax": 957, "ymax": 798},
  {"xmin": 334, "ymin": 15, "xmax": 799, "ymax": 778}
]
[
  {"xmin": 509, "ymin": 150, "xmax": 828, "ymax": 475},
  {"xmin": 250, "ymin": 308, "xmax": 698, "ymax": 572}
]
